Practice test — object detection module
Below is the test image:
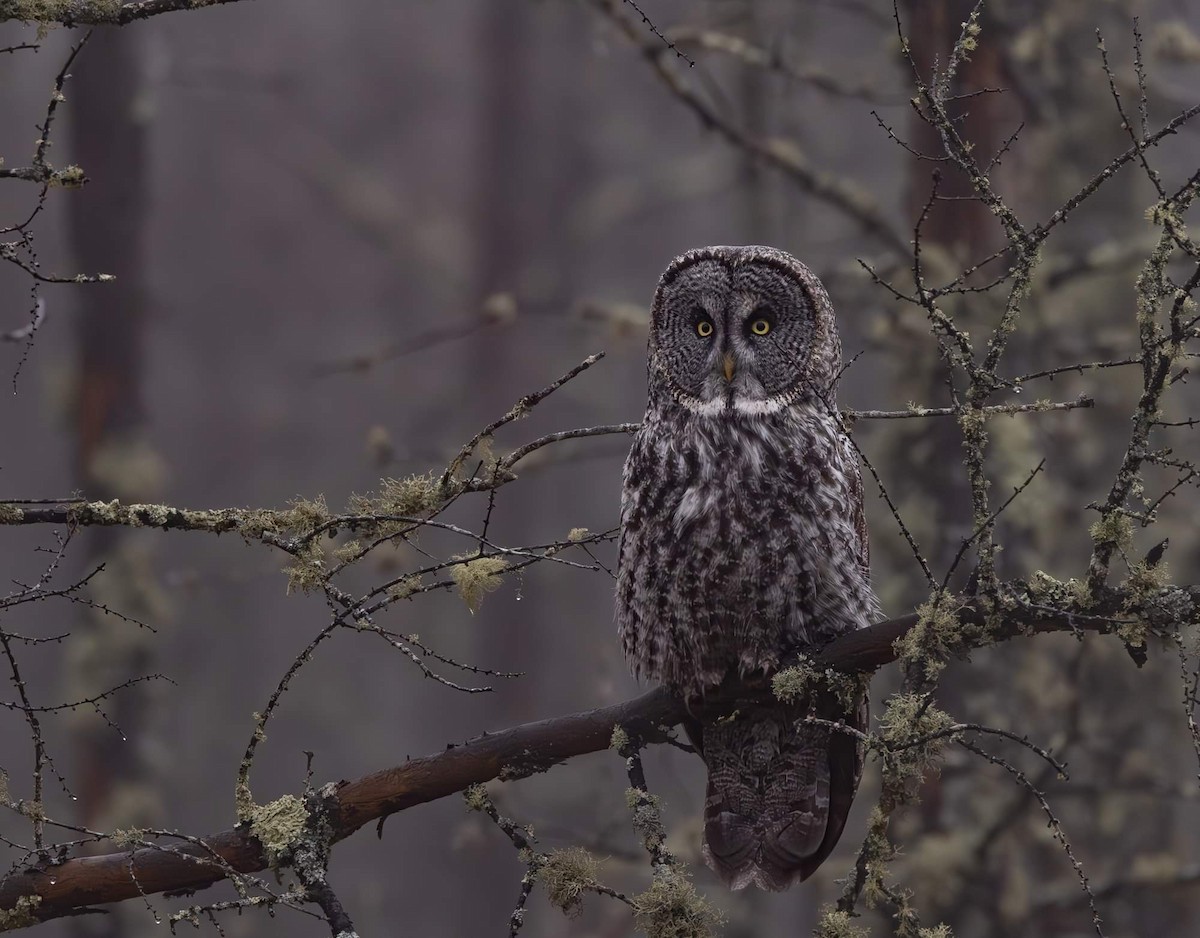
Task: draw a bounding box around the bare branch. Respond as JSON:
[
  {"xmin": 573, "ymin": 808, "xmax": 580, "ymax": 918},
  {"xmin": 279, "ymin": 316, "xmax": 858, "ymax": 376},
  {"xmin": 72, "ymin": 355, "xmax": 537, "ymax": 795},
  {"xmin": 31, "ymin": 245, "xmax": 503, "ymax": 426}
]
[{"xmin": 589, "ymin": 0, "xmax": 909, "ymax": 256}]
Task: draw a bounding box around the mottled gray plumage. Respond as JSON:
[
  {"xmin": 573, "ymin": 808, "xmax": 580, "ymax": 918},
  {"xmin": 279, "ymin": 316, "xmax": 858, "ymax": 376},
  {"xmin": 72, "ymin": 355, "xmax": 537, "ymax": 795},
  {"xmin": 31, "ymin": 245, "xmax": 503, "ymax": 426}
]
[{"xmin": 616, "ymin": 245, "xmax": 878, "ymax": 891}]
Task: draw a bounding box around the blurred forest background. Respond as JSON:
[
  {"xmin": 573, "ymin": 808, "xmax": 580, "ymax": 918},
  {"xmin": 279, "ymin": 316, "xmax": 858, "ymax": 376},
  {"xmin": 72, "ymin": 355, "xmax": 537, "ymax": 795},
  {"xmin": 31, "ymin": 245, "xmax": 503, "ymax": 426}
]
[{"xmin": 2, "ymin": 0, "xmax": 1200, "ymax": 936}]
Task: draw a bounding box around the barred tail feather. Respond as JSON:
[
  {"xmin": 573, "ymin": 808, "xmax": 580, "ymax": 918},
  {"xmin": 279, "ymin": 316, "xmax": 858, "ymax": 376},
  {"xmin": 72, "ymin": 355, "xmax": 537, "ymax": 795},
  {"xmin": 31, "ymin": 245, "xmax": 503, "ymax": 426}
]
[{"xmin": 697, "ymin": 692, "xmax": 867, "ymax": 891}]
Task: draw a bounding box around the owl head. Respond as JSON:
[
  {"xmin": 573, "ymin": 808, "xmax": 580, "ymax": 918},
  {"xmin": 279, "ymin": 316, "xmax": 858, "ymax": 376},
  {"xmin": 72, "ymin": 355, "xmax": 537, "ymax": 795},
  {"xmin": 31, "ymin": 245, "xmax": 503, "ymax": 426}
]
[{"xmin": 646, "ymin": 245, "xmax": 842, "ymax": 416}]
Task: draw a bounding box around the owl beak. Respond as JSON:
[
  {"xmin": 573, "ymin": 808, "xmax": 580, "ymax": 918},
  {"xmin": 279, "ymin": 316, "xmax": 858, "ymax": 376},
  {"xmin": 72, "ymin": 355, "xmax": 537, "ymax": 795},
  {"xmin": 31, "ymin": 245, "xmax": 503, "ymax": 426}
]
[{"xmin": 722, "ymin": 353, "xmax": 736, "ymax": 383}]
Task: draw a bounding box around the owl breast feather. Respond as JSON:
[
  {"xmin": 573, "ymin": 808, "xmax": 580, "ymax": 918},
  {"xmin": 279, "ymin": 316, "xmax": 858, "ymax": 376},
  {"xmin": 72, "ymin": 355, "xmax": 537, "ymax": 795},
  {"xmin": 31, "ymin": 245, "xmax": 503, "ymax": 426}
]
[{"xmin": 616, "ymin": 405, "xmax": 875, "ymax": 696}]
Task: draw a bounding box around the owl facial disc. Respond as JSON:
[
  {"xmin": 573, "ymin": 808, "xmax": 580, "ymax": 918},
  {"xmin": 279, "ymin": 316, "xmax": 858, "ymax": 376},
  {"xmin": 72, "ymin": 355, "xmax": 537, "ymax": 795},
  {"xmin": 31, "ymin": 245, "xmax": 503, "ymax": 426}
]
[{"xmin": 647, "ymin": 245, "xmax": 840, "ymax": 417}]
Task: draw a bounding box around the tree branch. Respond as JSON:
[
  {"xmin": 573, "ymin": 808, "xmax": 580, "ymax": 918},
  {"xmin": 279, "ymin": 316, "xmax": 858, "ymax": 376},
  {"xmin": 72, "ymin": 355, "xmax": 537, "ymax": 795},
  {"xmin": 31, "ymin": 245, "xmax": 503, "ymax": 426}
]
[
  {"xmin": 0, "ymin": 0, "xmax": 253, "ymax": 26},
  {"xmin": 0, "ymin": 584, "xmax": 1183, "ymax": 926}
]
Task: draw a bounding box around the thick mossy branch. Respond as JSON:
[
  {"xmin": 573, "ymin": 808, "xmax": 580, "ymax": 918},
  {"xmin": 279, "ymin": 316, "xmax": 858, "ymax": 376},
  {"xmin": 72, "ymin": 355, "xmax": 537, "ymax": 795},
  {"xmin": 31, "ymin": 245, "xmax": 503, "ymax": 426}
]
[
  {"xmin": 0, "ymin": 0, "xmax": 252, "ymax": 26},
  {"xmin": 0, "ymin": 498, "xmax": 326, "ymax": 538},
  {"xmin": 0, "ymin": 480, "xmax": 523, "ymax": 603},
  {"xmin": 0, "ymin": 467, "xmax": 458, "ymax": 540},
  {"xmin": 0, "ymin": 500, "xmax": 248, "ymax": 532}
]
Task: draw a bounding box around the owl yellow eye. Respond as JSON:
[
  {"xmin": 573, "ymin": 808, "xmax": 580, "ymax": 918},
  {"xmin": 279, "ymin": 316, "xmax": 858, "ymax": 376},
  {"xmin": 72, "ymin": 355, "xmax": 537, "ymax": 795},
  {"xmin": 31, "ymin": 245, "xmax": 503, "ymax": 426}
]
[
  {"xmin": 750, "ymin": 318, "xmax": 771, "ymax": 336},
  {"xmin": 696, "ymin": 320, "xmax": 714, "ymax": 338}
]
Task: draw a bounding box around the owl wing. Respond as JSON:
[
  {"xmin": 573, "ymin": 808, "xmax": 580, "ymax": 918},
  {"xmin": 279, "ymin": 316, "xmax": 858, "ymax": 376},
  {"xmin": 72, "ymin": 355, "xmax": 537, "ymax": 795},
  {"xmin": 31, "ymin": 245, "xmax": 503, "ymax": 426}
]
[
  {"xmin": 846, "ymin": 434, "xmax": 870, "ymax": 577},
  {"xmin": 615, "ymin": 425, "xmax": 665, "ymax": 681},
  {"xmin": 798, "ymin": 686, "xmax": 868, "ymax": 882}
]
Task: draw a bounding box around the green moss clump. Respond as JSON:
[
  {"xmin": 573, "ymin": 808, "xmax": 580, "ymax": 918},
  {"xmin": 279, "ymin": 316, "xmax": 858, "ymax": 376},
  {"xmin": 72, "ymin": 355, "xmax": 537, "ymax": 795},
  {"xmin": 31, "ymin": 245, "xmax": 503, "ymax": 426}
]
[
  {"xmin": 0, "ymin": 894, "xmax": 41, "ymax": 931},
  {"xmin": 18, "ymin": 800, "xmax": 43, "ymax": 822},
  {"xmin": 610, "ymin": 724, "xmax": 631, "ymax": 754},
  {"xmin": 772, "ymin": 658, "xmax": 864, "ymax": 710},
  {"xmin": 537, "ymin": 846, "xmax": 600, "ymax": 917},
  {"xmin": 878, "ymin": 694, "xmax": 956, "ymax": 757},
  {"xmin": 871, "ymin": 693, "xmax": 958, "ymax": 887},
  {"xmin": 1025, "ymin": 570, "xmax": 1092, "ymax": 611},
  {"xmin": 893, "ymin": 594, "xmax": 964, "ymax": 681},
  {"xmin": 463, "ymin": 783, "xmax": 490, "ymax": 813},
  {"xmin": 1124, "ymin": 560, "xmax": 1171, "ymax": 604},
  {"xmin": 348, "ymin": 472, "xmax": 442, "ymax": 523},
  {"xmin": 1118, "ymin": 561, "xmax": 1176, "ymax": 651},
  {"xmin": 1145, "ymin": 199, "xmax": 1186, "ymax": 232},
  {"xmin": 279, "ymin": 495, "xmax": 330, "ymax": 532},
  {"xmin": 1089, "ymin": 512, "xmax": 1133, "ymax": 551},
  {"xmin": 248, "ymin": 794, "xmax": 308, "ymax": 867},
  {"xmin": 956, "ymin": 9, "xmax": 981, "ymax": 54},
  {"xmin": 568, "ymin": 527, "xmax": 589, "ymax": 542},
  {"xmin": 282, "ymin": 543, "xmax": 326, "ymax": 594},
  {"xmin": 815, "ymin": 907, "xmax": 869, "ymax": 938},
  {"xmin": 48, "ymin": 164, "xmax": 85, "ymax": 187},
  {"xmin": 111, "ymin": 827, "xmax": 146, "ymax": 847},
  {"xmin": 1025, "ymin": 570, "xmax": 1061, "ymax": 600},
  {"xmin": 0, "ymin": 505, "xmax": 22, "ymax": 524},
  {"xmin": 771, "ymin": 662, "xmax": 816, "ymax": 703},
  {"xmin": 956, "ymin": 406, "xmax": 987, "ymax": 438},
  {"xmin": 378, "ymin": 472, "xmax": 441, "ymax": 515},
  {"xmin": 387, "ymin": 576, "xmax": 421, "ymax": 601},
  {"xmin": 332, "ymin": 540, "xmax": 362, "ymax": 565},
  {"xmin": 451, "ymin": 555, "xmax": 508, "ymax": 613},
  {"xmin": 632, "ymin": 869, "xmax": 723, "ymax": 938},
  {"xmin": 240, "ymin": 508, "xmax": 281, "ymax": 539}
]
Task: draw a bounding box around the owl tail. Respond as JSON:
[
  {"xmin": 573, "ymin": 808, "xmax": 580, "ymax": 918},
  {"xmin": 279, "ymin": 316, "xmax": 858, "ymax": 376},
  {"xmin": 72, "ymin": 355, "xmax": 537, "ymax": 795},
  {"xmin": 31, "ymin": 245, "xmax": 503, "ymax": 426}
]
[{"xmin": 693, "ymin": 690, "xmax": 867, "ymax": 891}]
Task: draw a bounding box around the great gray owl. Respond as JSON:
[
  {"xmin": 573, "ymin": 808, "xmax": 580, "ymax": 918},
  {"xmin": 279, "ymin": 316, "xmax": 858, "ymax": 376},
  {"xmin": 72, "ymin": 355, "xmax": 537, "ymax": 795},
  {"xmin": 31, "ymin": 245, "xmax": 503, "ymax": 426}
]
[{"xmin": 616, "ymin": 245, "xmax": 878, "ymax": 891}]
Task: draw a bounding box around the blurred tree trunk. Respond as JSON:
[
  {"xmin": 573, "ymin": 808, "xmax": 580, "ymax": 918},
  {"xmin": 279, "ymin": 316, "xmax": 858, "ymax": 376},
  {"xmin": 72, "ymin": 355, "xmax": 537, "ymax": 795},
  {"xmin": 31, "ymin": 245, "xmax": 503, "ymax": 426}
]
[
  {"xmin": 883, "ymin": 1, "xmax": 1016, "ymax": 928},
  {"xmin": 474, "ymin": 1, "xmax": 531, "ymax": 312},
  {"xmin": 902, "ymin": 0, "xmax": 1008, "ymax": 255},
  {"xmin": 736, "ymin": 0, "xmax": 772, "ymax": 243},
  {"xmin": 462, "ymin": 3, "xmax": 537, "ymax": 933},
  {"xmin": 472, "ymin": 2, "xmax": 532, "ymax": 694},
  {"xmin": 66, "ymin": 25, "xmax": 163, "ymax": 938},
  {"xmin": 895, "ymin": 0, "xmax": 1012, "ymax": 578}
]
